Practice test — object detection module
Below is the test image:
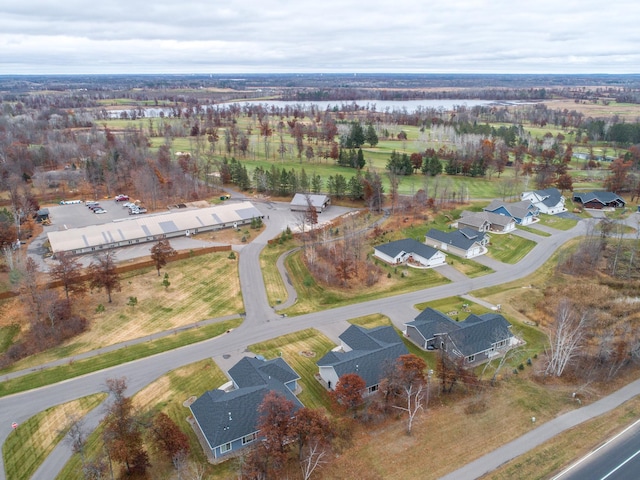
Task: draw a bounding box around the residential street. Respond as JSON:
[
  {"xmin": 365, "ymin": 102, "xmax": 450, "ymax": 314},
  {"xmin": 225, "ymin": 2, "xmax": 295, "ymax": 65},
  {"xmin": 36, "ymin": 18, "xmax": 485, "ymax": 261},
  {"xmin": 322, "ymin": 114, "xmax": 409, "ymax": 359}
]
[{"xmin": 0, "ymin": 209, "xmax": 637, "ymax": 480}]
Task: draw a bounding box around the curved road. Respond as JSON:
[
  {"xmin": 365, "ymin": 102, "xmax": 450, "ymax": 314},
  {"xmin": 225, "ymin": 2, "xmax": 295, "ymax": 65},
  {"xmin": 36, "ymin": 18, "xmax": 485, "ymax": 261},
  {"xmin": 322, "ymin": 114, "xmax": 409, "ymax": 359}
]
[{"xmin": 0, "ymin": 208, "xmax": 627, "ymax": 479}]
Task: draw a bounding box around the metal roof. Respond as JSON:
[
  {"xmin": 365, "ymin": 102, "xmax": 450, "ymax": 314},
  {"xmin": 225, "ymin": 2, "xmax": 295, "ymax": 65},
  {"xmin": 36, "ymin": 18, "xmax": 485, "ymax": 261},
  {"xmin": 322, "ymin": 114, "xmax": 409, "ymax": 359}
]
[{"xmin": 47, "ymin": 202, "xmax": 263, "ymax": 253}]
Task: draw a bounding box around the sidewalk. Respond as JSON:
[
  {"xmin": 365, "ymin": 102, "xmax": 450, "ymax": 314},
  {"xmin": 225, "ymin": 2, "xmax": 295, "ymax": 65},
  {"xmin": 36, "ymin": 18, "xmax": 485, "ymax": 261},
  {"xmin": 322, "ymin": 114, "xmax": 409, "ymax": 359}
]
[{"xmin": 440, "ymin": 376, "xmax": 640, "ymax": 480}]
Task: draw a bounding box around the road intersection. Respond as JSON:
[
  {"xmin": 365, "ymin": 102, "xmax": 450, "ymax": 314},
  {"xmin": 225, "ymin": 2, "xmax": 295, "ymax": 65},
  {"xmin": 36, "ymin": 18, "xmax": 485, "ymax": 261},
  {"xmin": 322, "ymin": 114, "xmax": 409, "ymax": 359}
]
[{"xmin": 0, "ymin": 204, "xmax": 636, "ymax": 479}]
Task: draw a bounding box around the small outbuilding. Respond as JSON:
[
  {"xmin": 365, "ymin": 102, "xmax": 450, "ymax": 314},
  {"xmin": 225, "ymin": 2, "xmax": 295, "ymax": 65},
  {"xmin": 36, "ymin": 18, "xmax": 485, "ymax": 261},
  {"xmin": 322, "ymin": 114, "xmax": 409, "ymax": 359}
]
[
  {"xmin": 290, "ymin": 193, "xmax": 330, "ymax": 213},
  {"xmin": 35, "ymin": 208, "xmax": 50, "ymax": 223}
]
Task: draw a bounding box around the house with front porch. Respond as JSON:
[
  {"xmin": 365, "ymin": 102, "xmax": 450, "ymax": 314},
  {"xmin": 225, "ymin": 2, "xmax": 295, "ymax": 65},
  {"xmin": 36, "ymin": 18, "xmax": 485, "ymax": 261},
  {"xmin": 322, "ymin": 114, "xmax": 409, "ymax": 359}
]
[
  {"xmin": 404, "ymin": 307, "xmax": 517, "ymax": 365},
  {"xmin": 521, "ymin": 188, "xmax": 566, "ymax": 215},
  {"xmin": 190, "ymin": 356, "xmax": 302, "ymax": 460},
  {"xmin": 317, "ymin": 324, "xmax": 408, "ymax": 395},
  {"xmin": 484, "ymin": 200, "xmax": 539, "ymax": 226},
  {"xmin": 458, "ymin": 210, "xmax": 516, "ymax": 233},
  {"xmin": 373, "ymin": 238, "xmax": 447, "ymax": 268},
  {"xmin": 424, "ymin": 227, "xmax": 489, "ymax": 258}
]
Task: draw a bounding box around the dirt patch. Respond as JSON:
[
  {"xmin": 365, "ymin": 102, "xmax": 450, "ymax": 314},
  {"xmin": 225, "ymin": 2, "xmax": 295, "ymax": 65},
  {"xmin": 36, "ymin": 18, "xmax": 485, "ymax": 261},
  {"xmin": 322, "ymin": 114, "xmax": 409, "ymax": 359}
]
[{"xmin": 299, "ymin": 350, "xmax": 316, "ymax": 358}]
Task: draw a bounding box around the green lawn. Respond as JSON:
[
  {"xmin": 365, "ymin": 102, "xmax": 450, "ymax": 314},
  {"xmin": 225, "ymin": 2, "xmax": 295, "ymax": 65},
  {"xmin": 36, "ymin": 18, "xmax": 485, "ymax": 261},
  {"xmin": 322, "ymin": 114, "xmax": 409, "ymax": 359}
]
[
  {"xmin": 57, "ymin": 358, "xmax": 237, "ymax": 480},
  {"xmin": 487, "ymin": 233, "xmax": 536, "ymax": 264},
  {"xmin": 282, "ymin": 250, "xmax": 450, "ymax": 316},
  {"xmin": 414, "ymin": 296, "xmax": 492, "ymax": 320},
  {"xmin": 248, "ymin": 329, "xmax": 334, "ymax": 410},
  {"xmin": 0, "ymin": 324, "xmax": 19, "ymax": 355},
  {"xmin": 448, "ymin": 255, "xmax": 494, "ymax": 277},
  {"xmin": 536, "ymin": 214, "xmax": 579, "ymax": 230},
  {"xmin": 4, "ymin": 394, "xmax": 106, "ymax": 480},
  {"xmin": 0, "ymin": 318, "xmax": 241, "ymax": 398},
  {"xmin": 260, "ymin": 240, "xmax": 297, "ymax": 307},
  {"xmin": 517, "ymin": 225, "xmax": 552, "ymax": 237}
]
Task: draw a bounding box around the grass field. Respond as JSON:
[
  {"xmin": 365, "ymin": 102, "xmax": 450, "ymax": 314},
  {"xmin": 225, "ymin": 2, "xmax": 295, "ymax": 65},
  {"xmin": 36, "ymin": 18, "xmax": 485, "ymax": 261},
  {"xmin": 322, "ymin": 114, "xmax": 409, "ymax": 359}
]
[
  {"xmin": 0, "ymin": 324, "xmax": 19, "ymax": 354},
  {"xmin": 484, "ymin": 391, "xmax": 640, "ymax": 480},
  {"xmin": 0, "ymin": 318, "xmax": 241, "ymax": 398},
  {"xmin": 260, "ymin": 241, "xmax": 295, "ymax": 306},
  {"xmin": 3, "ymin": 394, "xmax": 106, "ymax": 480},
  {"xmin": 282, "ymin": 249, "xmax": 451, "ymax": 315},
  {"xmin": 248, "ymin": 329, "xmax": 335, "ymax": 410},
  {"xmin": 2, "ymin": 251, "xmax": 242, "ymax": 372},
  {"xmin": 487, "ymin": 233, "xmax": 536, "ymax": 264},
  {"xmin": 414, "ymin": 296, "xmax": 492, "ymax": 320},
  {"xmin": 536, "ymin": 214, "xmax": 579, "ymax": 230},
  {"xmin": 517, "ymin": 224, "xmax": 552, "ymax": 237},
  {"xmin": 449, "ymin": 254, "xmax": 495, "ymax": 277},
  {"xmin": 57, "ymin": 359, "xmax": 238, "ymax": 480}
]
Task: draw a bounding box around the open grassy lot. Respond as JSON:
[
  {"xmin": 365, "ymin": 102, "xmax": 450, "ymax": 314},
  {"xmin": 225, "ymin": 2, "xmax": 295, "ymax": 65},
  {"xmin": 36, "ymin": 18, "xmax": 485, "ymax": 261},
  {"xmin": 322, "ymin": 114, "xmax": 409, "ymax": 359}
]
[
  {"xmin": 414, "ymin": 296, "xmax": 492, "ymax": 320},
  {"xmin": 517, "ymin": 224, "xmax": 552, "ymax": 237},
  {"xmin": 3, "ymin": 393, "xmax": 106, "ymax": 480},
  {"xmin": 57, "ymin": 358, "xmax": 238, "ymax": 480},
  {"xmin": 484, "ymin": 390, "xmax": 640, "ymax": 480},
  {"xmin": 282, "ymin": 249, "xmax": 450, "ymax": 316},
  {"xmin": 320, "ymin": 373, "xmax": 580, "ymax": 480},
  {"xmin": 449, "ymin": 255, "xmax": 494, "ymax": 277},
  {"xmin": 260, "ymin": 241, "xmax": 295, "ymax": 306},
  {"xmin": 536, "ymin": 214, "xmax": 579, "ymax": 230},
  {"xmin": 348, "ymin": 313, "xmax": 395, "ymax": 328},
  {"xmin": 3, "ymin": 251, "xmax": 242, "ymax": 371},
  {"xmin": 0, "ymin": 318, "xmax": 241, "ymax": 398},
  {"xmin": 487, "ymin": 233, "xmax": 536, "ymax": 264},
  {"xmin": 248, "ymin": 329, "xmax": 335, "ymax": 410}
]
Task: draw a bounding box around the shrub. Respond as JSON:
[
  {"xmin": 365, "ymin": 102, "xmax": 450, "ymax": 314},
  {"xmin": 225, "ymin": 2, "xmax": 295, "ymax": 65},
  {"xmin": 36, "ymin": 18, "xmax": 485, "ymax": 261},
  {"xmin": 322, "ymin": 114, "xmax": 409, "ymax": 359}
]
[
  {"xmin": 228, "ymin": 251, "xmax": 236, "ymax": 260},
  {"xmin": 96, "ymin": 304, "xmax": 105, "ymax": 313}
]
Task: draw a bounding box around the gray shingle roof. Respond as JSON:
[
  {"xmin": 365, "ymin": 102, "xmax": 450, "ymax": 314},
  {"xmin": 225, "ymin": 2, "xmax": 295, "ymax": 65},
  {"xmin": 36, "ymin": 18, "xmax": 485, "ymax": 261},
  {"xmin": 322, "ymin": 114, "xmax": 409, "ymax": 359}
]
[
  {"xmin": 425, "ymin": 228, "xmax": 487, "ymax": 251},
  {"xmin": 229, "ymin": 357, "xmax": 300, "ymax": 388},
  {"xmin": 459, "ymin": 210, "xmax": 515, "ymax": 228},
  {"xmin": 573, "ymin": 191, "xmax": 625, "ymax": 206},
  {"xmin": 533, "ymin": 188, "xmax": 563, "ymax": 208},
  {"xmin": 405, "ymin": 308, "xmax": 513, "ymax": 357},
  {"xmin": 485, "ymin": 199, "xmax": 538, "ymax": 220},
  {"xmin": 190, "ymin": 378, "xmax": 302, "ymax": 450},
  {"xmin": 317, "ymin": 325, "xmax": 408, "ymax": 389},
  {"xmin": 405, "ymin": 307, "xmax": 460, "ymax": 340},
  {"xmin": 290, "ymin": 193, "xmax": 330, "ymax": 208},
  {"xmin": 375, "ymin": 238, "xmax": 441, "ymax": 260},
  {"xmin": 447, "ymin": 313, "xmax": 512, "ymax": 356}
]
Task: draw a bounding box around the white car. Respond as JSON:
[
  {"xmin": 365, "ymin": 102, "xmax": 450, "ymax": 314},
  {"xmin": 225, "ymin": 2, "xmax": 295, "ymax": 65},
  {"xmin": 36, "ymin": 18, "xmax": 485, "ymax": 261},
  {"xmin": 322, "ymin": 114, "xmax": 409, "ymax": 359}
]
[{"xmin": 94, "ymin": 209, "xmax": 107, "ymax": 214}]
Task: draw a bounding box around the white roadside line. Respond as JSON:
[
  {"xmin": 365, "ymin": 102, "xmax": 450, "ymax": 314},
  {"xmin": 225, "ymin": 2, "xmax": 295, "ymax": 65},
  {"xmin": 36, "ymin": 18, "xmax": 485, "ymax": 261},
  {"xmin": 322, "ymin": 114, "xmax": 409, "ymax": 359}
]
[
  {"xmin": 551, "ymin": 417, "xmax": 640, "ymax": 479},
  {"xmin": 600, "ymin": 449, "xmax": 640, "ymax": 480}
]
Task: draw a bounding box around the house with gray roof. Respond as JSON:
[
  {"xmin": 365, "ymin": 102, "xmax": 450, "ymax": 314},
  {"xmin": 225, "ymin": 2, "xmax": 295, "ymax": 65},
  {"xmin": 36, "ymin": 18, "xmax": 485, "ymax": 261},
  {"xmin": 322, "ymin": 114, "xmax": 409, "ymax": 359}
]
[
  {"xmin": 521, "ymin": 188, "xmax": 566, "ymax": 215},
  {"xmin": 572, "ymin": 191, "xmax": 626, "ymax": 210},
  {"xmin": 458, "ymin": 210, "xmax": 516, "ymax": 233},
  {"xmin": 290, "ymin": 193, "xmax": 331, "ymax": 213},
  {"xmin": 484, "ymin": 199, "xmax": 539, "ymax": 225},
  {"xmin": 317, "ymin": 324, "xmax": 409, "ymax": 395},
  {"xmin": 373, "ymin": 238, "xmax": 446, "ymax": 268},
  {"xmin": 424, "ymin": 228, "xmax": 489, "ymax": 258},
  {"xmin": 190, "ymin": 356, "xmax": 302, "ymax": 460},
  {"xmin": 404, "ymin": 307, "xmax": 517, "ymax": 365}
]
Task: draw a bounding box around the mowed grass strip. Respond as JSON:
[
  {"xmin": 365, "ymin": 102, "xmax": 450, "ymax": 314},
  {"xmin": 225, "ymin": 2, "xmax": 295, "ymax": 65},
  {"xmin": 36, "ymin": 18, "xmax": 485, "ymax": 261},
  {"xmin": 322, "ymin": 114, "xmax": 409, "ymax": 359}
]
[
  {"xmin": 58, "ymin": 359, "xmax": 239, "ymax": 480},
  {"xmin": 282, "ymin": 250, "xmax": 451, "ymax": 316},
  {"xmin": 0, "ymin": 318, "xmax": 241, "ymax": 398},
  {"xmin": 4, "ymin": 252, "xmax": 242, "ymax": 371},
  {"xmin": 449, "ymin": 255, "xmax": 494, "ymax": 277},
  {"xmin": 537, "ymin": 214, "xmax": 579, "ymax": 230},
  {"xmin": 517, "ymin": 224, "xmax": 552, "ymax": 237},
  {"xmin": 260, "ymin": 241, "xmax": 295, "ymax": 306},
  {"xmin": 487, "ymin": 233, "xmax": 536, "ymax": 264},
  {"xmin": 249, "ymin": 329, "xmax": 335, "ymax": 410},
  {"xmin": 348, "ymin": 314, "xmax": 393, "ymax": 328},
  {"xmin": 3, "ymin": 393, "xmax": 106, "ymax": 480}
]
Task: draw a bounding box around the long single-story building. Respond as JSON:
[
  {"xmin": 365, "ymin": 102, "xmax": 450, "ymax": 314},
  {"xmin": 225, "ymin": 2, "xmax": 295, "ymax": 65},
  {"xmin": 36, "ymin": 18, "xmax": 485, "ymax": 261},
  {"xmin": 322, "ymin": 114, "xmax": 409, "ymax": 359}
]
[
  {"xmin": 373, "ymin": 238, "xmax": 447, "ymax": 268},
  {"xmin": 47, "ymin": 202, "xmax": 264, "ymax": 255},
  {"xmin": 573, "ymin": 191, "xmax": 626, "ymax": 210}
]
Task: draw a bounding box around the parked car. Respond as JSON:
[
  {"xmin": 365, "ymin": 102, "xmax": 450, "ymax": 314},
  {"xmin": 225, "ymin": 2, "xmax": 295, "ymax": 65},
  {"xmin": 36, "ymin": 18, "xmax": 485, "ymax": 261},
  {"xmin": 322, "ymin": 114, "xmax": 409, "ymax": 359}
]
[
  {"xmin": 94, "ymin": 208, "xmax": 107, "ymax": 214},
  {"xmin": 122, "ymin": 202, "xmax": 135, "ymax": 208},
  {"xmin": 86, "ymin": 201, "xmax": 99, "ymax": 207},
  {"xmin": 115, "ymin": 194, "xmax": 129, "ymax": 201},
  {"xmin": 88, "ymin": 205, "xmax": 102, "ymax": 211}
]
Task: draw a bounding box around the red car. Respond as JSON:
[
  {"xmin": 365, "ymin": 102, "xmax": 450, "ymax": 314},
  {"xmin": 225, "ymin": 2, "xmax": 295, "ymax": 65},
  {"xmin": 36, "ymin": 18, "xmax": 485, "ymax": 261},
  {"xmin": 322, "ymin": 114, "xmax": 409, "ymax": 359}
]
[{"xmin": 115, "ymin": 194, "xmax": 129, "ymax": 201}]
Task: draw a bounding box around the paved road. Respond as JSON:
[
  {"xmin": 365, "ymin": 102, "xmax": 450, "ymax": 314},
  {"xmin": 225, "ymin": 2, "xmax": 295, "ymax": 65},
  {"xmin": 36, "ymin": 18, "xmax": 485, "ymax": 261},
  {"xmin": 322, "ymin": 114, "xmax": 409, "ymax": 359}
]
[
  {"xmin": 552, "ymin": 419, "xmax": 640, "ymax": 480},
  {"xmin": 0, "ymin": 210, "xmax": 631, "ymax": 479}
]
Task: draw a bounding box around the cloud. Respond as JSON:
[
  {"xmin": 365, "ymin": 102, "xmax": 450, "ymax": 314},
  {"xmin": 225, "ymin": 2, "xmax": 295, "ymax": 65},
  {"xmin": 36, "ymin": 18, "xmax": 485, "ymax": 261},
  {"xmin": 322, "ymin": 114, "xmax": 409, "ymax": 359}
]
[{"xmin": 1, "ymin": 0, "xmax": 638, "ymax": 74}]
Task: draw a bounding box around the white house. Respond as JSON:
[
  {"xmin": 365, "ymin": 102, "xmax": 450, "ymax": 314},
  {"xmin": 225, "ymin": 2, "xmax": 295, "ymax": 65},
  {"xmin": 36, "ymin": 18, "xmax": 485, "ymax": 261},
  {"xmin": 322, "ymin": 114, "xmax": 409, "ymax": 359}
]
[
  {"xmin": 373, "ymin": 238, "xmax": 446, "ymax": 268},
  {"xmin": 521, "ymin": 188, "xmax": 566, "ymax": 215}
]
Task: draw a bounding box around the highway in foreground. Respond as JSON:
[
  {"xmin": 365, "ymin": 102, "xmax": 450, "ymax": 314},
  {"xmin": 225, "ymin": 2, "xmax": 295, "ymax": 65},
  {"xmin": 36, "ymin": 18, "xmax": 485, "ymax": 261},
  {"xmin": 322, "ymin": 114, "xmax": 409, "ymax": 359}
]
[{"xmin": 552, "ymin": 419, "xmax": 640, "ymax": 480}]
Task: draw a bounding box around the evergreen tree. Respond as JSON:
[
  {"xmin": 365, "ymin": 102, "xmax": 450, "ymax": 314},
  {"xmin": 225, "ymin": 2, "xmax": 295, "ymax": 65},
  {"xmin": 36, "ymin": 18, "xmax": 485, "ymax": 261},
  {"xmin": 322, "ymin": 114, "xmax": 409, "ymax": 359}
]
[
  {"xmin": 357, "ymin": 148, "xmax": 366, "ymax": 169},
  {"xmin": 365, "ymin": 124, "xmax": 379, "ymax": 147},
  {"xmin": 311, "ymin": 174, "xmax": 323, "ymax": 194},
  {"xmin": 349, "ymin": 122, "xmax": 365, "ymax": 148}
]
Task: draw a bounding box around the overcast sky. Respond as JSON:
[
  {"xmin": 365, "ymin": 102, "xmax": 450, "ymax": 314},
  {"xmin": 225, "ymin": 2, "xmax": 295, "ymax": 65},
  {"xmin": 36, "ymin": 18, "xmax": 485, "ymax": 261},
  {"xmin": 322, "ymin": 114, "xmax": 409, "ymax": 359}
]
[{"xmin": 1, "ymin": 0, "xmax": 638, "ymax": 75}]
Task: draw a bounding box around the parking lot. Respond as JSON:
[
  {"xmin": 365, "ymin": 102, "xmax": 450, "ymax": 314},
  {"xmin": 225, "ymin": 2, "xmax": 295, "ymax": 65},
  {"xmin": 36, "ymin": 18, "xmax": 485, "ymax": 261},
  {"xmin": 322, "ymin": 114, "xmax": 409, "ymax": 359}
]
[{"xmin": 46, "ymin": 199, "xmax": 141, "ymax": 229}]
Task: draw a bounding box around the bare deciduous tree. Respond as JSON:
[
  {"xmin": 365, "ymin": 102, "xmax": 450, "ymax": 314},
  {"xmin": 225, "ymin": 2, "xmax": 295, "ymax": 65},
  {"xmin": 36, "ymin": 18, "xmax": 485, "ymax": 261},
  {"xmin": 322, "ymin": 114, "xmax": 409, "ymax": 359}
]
[{"xmin": 545, "ymin": 299, "xmax": 588, "ymax": 377}]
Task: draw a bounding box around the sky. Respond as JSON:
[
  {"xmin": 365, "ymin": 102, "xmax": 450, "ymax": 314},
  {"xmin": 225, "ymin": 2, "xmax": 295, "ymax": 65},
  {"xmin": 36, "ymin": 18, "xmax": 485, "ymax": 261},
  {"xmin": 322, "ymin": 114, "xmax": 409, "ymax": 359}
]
[{"xmin": 1, "ymin": 0, "xmax": 639, "ymax": 75}]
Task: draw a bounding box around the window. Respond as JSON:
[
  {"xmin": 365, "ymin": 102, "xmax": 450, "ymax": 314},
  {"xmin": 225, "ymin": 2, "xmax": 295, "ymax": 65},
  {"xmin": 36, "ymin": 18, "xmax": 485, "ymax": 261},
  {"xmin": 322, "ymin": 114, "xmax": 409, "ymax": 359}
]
[
  {"xmin": 467, "ymin": 355, "xmax": 475, "ymax": 362},
  {"xmin": 243, "ymin": 433, "xmax": 258, "ymax": 445},
  {"xmin": 220, "ymin": 442, "xmax": 232, "ymax": 453},
  {"xmin": 368, "ymin": 384, "xmax": 379, "ymax": 394}
]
